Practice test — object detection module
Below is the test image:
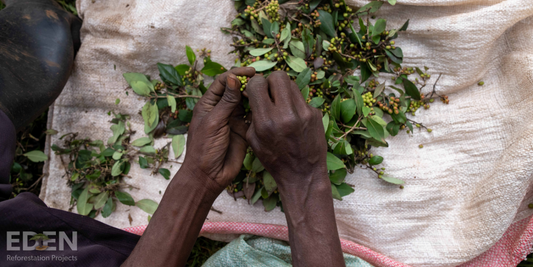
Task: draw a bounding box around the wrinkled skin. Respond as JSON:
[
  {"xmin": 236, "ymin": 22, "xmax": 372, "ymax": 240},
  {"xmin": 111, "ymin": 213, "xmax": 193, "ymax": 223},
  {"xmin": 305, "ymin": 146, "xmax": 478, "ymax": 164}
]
[
  {"xmin": 184, "ymin": 67, "xmax": 255, "ymax": 187},
  {"xmin": 245, "ymin": 71, "xmax": 328, "ymax": 189},
  {"xmin": 245, "ymin": 71, "xmax": 346, "ymax": 267}
]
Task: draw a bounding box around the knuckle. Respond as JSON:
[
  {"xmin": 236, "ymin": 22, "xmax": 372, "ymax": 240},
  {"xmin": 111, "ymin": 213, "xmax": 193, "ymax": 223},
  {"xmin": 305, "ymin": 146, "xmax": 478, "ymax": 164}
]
[{"xmin": 221, "ymin": 92, "xmax": 239, "ymax": 104}]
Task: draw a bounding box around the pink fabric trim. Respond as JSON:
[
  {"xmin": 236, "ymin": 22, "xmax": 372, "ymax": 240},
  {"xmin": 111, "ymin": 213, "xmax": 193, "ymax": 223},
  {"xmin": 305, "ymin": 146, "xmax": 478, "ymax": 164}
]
[{"xmin": 122, "ymin": 215, "xmax": 533, "ymax": 267}]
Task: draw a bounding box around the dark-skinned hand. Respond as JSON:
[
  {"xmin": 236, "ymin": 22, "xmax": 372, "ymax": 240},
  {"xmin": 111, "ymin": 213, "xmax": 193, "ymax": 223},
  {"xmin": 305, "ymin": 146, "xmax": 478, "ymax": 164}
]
[
  {"xmin": 245, "ymin": 71, "xmax": 329, "ymax": 190},
  {"xmin": 182, "ymin": 67, "xmax": 256, "ymax": 188}
]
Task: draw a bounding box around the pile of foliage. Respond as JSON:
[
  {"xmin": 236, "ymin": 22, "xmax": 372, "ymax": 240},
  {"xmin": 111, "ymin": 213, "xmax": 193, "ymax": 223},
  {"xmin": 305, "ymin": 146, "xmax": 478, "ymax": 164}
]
[
  {"xmin": 53, "ymin": 0, "xmax": 451, "ymax": 217},
  {"xmin": 222, "ymin": 0, "xmax": 449, "ymax": 211}
]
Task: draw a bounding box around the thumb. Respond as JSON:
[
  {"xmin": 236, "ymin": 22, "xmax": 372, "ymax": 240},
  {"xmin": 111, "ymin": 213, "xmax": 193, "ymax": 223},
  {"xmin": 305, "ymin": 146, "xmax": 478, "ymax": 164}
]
[{"xmin": 211, "ymin": 73, "xmax": 242, "ymax": 123}]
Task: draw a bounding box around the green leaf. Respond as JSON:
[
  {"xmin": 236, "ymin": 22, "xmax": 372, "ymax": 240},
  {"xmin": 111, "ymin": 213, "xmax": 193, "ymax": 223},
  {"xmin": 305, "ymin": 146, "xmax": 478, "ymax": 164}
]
[
  {"xmin": 115, "ymin": 191, "xmax": 135, "ymax": 206},
  {"xmin": 123, "ymin": 73, "xmax": 154, "ymax": 96},
  {"xmin": 330, "ymin": 169, "xmax": 347, "ymax": 185},
  {"xmin": 24, "ymin": 150, "xmax": 48, "ymax": 162},
  {"xmin": 289, "ymin": 40, "xmax": 306, "ymax": 59},
  {"xmin": 357, "ymin": 1, "xmax": 383, "ymax": 15},
  {"xmin": 331, "ymin": 95, "xmax": 341, "ymax": 121},
  {"xmin": 399, "ymin": 19, "xmax": 410, "ymax": 31},
  {"xmin": 372, "ymin": 19, "xmax": 387, "ymax": 37},
  {"xmin": 262, "ymin": 18, "xmax": 273, "ymax": 38},
  {"xmin": 386, "ymin": 121, "xmax": 400, "ymax": 136},
  {"xmin": 136, "ymin": 199, "xmax": 159, "ymax": 215},
  {"xmin": 352, "ymin": 88, "xmax": 364, "ymax": 116},
  {"xmin": 310, "ymin": 0, "xmax": 322, "ymax": 11},
  {"xmin": 252, "ymin": 19, "xmax": 265, "ymax": 35},
  {"xmin": 112, "ymin": 151, "xmax": 123, "ymax": 160},
  {"xmin": 108, "ymin": 121, "xmax": 125, "ymax": 145},
  {"xmin": 270, "ymin": 21, "xmax": 280, "ymax": 36},
  {"xmin": 390, "ymin": 47, "xmax": 403, "ymax": 58},
  {"xmin": 249, "ymin": 47, "xmax": 274, "ymax": 57},
  {"xmin": 388, "ymin": 0, "xmax": 397, "ymax": 5},
  {"xmin": 285, "ymin": 56, "xmax": 307, "ymax": 72},
  {"xmin": 158, "ymin": 168, "xmax": 171, "ymax": 180},
  {"xmin": 251, "ymin": 187, "xmax": 263, "ymax": 205},
  {"xmin": 316, "ymin": 70, "xmax": 325, "ymax": 79},
  {"xmin": 142, "ymin": 101, "xmax": 159, "ymax": 134},
  {"xmin": 248, "ymin": 60, "xmax": 277, "ymax": 72},
  {"xmin": 327, "ymin": 152, "xmax": 345, "ymax": 170},
  {"xmin": 296, "ymin": 68, "xmax": 312, "ymax": 90},
  {"xmin": 157, "ymin": 63, "xmax": 183, "ymax": 86},
  {"xmin": 252, "ymin": 157, "xmax": 265, "ymax": 173},
  {"xmin": 102, "ymin": 197, "xmax": 115, "ymax": 218},
  {"xmin": 309, "ymin": 97, "xmax": 325, "ymax": 108},
  {"xmin": 175, "ymin": 64, "xmax": 190, "ymax": 76},
  {"xmin": 111, "ymin": 160, "xmax": 124, "ymax": 177},
  {"xmin": 231, "ymin": 18, "xmax": 245, "ymax": 26},
  {"xmin": 45, "ymin": 129, "xmax": 58, "ymax": 135},
  {"xmin": 391, "ymin": 111, "xmax": 407, "ymax": 124},
  {"xmin": 243, "ymin": 154, "xmax": 254, "ymax": 171},
  {"xmin": 140, "ymin": 145, "xmax": 156, "ymax": 154},
  {"xmin": 280, "ymin": 22, "xmax": 291, "ymax": 48},
  {"xmin": 406, "ymin": 121, "xmax": 414, "ymax": 132},
  {"xmin": 322, "ymin": 113, "xmax": 330, "ymax": 133},
  {"xmin": 340, "ymin": 99, "xmax": 356, "ymax": 123},
  {"xmin": 131, "ymin": 137, "xmax": 152, "ymax": 147},
  {"xmin": 317, "ymin": 10, "xmax": 336, "ymax": 37},
  {"xmin": 374, "ymin": 83, "xmax": 385, "ymax": 98},
  {"xmin": 166, "ymin": 95, "xmax": 177, "ymax": 113},
  {"xmin": 263, "ymin": 171, "xmax": 277, "ymax": 193},
  {"xmin": 263, "ymin": 195, "xmax": 277, "ymax": 211},
  {"xmin": 381, "ymin": 175, "xmax": 405, "ymax": 185},
  {"xmin": 368, "ymin": 156, "xmax": 384, "ymax": 165},
  {"xmin": 403, "ymin": 79, "xmax": 421, "ymax": 100},
  {"xmin": 302, "ymin": 28, "xmax": 314, "ymax": 56},
  {"xmin": 185, "ymin": 45, "xmax": 196, "ymax": 65},
  {"xmin": 301, "ymin": 86, "xmax": 310, "ymax": 101},
  {"xmin": 331, "ymin": 183, "xmax": 342, "ymax": 200},
  {"xmin": 336, "ymin": 183, "xmax": 355, "ymax": 197},
  {"xmin": 172, "ymin": 135, "xmax": 186, "ymax": 158},
  {"xmin": 139, "ymin": 156, "xmax": 149, "ymax": 169},
  {"xmin": 201, "ymin": 61, "xmax": 227, "ymax": 77},
  {"xmin": 360, "ymin": 63, "xmax": 371, "ymax": 82},
  {"xmin": 77, "ymin": 187, "xmax": 93, "ymax": 216},
  {"xmin": 364, "ymin": 117, "xmax": 386, "ymax": 143},
  {"xmin": 94, "ymin": 191, "xmax": 109, "ymax": 210},
  {"xmin": 385, "ymin": 50, "xmax": 402, "ymax": 64}
]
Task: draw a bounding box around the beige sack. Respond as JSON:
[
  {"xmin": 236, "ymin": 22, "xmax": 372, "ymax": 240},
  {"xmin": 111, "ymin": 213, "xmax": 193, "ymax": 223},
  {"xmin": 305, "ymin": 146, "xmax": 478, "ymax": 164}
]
[{"xmin": 41, "ymin": 0, "xmax": 533, "ymax": 266}]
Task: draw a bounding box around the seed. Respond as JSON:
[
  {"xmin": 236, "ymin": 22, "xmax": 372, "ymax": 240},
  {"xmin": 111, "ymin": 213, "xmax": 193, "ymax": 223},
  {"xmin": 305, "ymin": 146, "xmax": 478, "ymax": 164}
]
[
  {"xmin": 529, "ymin": 204, "xmax": 533, "ymax": 209},
  {"xmin": 478, "ymin": 81, "xmax": 484, "ymax": 86},
  {"xmin": 419, "ymin": 144, "xmax": 423, "ymax": 148},
  {"xmin": 400, "ymin": 185, "xmax": 404, "ymax": 189},
  {"xmin": 427, "ymin": 129, "xmax": 432, "ymax": 132}
]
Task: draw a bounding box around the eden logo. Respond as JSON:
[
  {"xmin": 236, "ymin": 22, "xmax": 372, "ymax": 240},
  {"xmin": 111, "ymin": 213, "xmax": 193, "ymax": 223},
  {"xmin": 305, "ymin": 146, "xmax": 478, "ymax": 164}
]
[{"xmin": 7, "ymin": 231, "xmax": 77, "ymax": 251}]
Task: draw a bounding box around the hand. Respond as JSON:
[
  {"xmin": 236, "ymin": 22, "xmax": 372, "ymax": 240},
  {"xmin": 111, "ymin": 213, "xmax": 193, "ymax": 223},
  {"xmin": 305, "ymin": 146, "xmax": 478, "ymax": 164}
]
[
  {"xmin": 182, "ymin": 67, "xmax": 255, "ymax": 189},
  {"xmin": 245, "ymin": 71, "xmax": 328, "ymax": 190}
]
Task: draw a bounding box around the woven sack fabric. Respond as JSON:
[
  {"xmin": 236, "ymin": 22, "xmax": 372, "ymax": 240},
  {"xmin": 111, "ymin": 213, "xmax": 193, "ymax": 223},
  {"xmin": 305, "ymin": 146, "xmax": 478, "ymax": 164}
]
[{"xmin": 40, "ymin": 0, "xmax": 533, "ymax": 266}]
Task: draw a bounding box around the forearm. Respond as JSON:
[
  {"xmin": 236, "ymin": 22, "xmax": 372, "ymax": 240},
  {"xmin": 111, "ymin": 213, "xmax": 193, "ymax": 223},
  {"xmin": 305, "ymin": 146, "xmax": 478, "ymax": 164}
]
[
  {"xmin": 122, "ymin": 165, "xmax": 222, "ymax": 267},
  {"xmin": 279, "ymin": 171, "xmax": 346, "ymax": 267}
]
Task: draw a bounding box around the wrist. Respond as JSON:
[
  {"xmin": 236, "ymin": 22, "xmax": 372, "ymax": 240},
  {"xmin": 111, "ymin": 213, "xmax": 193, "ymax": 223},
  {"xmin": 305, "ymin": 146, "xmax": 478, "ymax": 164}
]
[
  {"xmin": 274, "ymin": 166, "xmax": 329, "ymax": 195},
  {"xmin": 170, "ymin": 163, "xmax": 225, "ymax": 201},
  {"xmin": 276, "ymin": 169, "xmax": 331, "ymax": 207}
]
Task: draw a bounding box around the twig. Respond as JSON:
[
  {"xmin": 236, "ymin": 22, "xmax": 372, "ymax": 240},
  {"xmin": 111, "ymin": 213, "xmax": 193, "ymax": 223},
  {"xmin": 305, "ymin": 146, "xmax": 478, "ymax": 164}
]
[{"xmin": 336, "ymin": 116, "xmax": 363, "ymax": 140}]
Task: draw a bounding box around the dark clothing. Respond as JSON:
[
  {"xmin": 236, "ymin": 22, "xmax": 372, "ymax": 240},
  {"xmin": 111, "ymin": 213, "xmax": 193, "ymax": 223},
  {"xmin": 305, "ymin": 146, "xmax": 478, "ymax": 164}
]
[{"xmin": 0, "ymin": 110, "xmax": 139, "ymax": 266}]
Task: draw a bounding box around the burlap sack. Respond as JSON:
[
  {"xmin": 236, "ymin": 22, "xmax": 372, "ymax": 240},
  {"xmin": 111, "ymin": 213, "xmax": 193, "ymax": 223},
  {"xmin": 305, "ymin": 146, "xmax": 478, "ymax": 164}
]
[{"xmin": 40, "ymin": 0, "xmax": 533, "ymax": 266}]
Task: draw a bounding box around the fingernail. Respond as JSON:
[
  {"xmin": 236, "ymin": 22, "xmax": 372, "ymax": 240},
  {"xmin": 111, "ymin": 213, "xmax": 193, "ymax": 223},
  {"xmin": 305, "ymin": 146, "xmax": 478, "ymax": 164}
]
[{"xmin": 227, "ymin": 75, "xmax": 238, "ymax": 90}]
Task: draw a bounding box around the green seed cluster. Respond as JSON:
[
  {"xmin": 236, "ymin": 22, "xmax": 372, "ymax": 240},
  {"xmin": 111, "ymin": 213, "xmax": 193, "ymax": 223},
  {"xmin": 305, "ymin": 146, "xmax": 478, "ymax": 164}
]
[
  {"xmin": 265, "ymin": 0, "xmax": 280, "ymax": 22},
  {"xmin": 237, "ymin": 76, "xmax": 249, "ymax": 91},
  {"xmin": 363, "ymin": 92, "xmax": 376, "ymax": 107}
]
